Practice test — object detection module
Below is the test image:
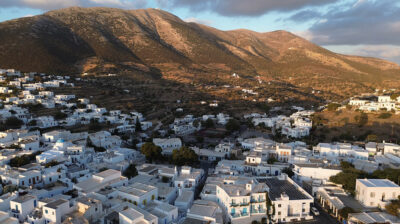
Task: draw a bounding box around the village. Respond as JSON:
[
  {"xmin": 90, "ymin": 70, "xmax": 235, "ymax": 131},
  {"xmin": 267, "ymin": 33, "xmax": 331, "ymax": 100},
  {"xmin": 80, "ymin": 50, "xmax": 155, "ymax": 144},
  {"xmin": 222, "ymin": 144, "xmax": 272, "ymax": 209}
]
[{"xmin": 0, "ymin": 68, "xmax": 399, "ymax": 224}]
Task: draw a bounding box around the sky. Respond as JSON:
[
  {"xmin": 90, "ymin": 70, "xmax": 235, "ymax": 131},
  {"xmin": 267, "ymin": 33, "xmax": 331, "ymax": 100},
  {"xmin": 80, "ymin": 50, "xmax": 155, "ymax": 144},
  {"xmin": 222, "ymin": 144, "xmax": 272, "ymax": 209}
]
[{"xmin": 1, "ymin": 0, "xmax": 400, "ymax": 64}]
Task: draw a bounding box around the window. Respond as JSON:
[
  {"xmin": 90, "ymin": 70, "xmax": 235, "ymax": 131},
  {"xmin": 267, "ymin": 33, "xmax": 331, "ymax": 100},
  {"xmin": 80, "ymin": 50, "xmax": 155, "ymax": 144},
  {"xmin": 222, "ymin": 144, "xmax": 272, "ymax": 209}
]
[
  {"xmin": 45, "ymin": 210, "xmax": 48, "ymax": 214},
  {"xmin": 278, "ymin": 204, "xmax": 281, "ymax": 208},
  {"xmin": 370, "ymin": 202, "xmax": 374, "ymax": 206},
  {"xmin": 278, "ymin": 212, "xmax": 281, "ymax": 215},
  {"xmin": 370, "ymin": 192, "xmax": 375, "ymax": 198}
]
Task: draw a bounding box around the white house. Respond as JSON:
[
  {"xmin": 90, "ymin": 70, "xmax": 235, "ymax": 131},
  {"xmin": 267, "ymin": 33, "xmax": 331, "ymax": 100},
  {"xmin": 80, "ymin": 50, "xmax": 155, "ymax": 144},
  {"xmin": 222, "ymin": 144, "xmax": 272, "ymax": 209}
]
[
  {"xmin": 36, "ymin": 116, "xmax": 58, "ymax": 129},
  {"xmin": 42, "ymin": 130, "xmax": 71, "ymax": 143},
  {"xmin": 10, "ymin": 194, "xmax": 37, "ymax": 222},
  {"xmin": 88, "ymin": 131, "xmax": 121, "ymax": 149},
  {"xmin": 175, "ymin": 190, "xmax": 194, "ymax": 215},
  {"xmin": 0, "ymin": 87, "xmax": 12, "ymax": 94},
  {"xmin": 119, "ymin": 207, "xmax": 158, "ymax": 224},
  {"xmin": 215, "ymin": 142, "xmax": 234, "ymax": 157},
  {"xmin": 261, "ymin": 175, "xmax": 313, "ymax": 223},
  {"xmin": 42, "ymin": 199, "xmax": 72, "ymax": 224},
  {"xmin": 174, "ymin": 166, "xmax": 204, "ymax": 191},
  {"xmin": 153, "ymin": 138, "xmax": 182, "ymax": 155},
  {"xmin": 187, "ymin": 200, "xmax": 223, "ymax": 224},
  {"xmin": 74, "ymin": 169, "xmax": 128, "ymax": 194},
  {"xmin": 215, "ymin": 178, "xmax": 268, "ymax": 222},
  {"xmin": 0, "ymin": 211, "xmax": 18, "ymax": 224},
  {"xmin": 293, "ymin": 163, "xmax": 342, "ymax": 182},
  {"xmin": 355, "ymin": 179, "xmax": 400, "ymax": 208},
  {"xmin": 117, "ymin": 182, "xmax": 158, "ymax": 207}
]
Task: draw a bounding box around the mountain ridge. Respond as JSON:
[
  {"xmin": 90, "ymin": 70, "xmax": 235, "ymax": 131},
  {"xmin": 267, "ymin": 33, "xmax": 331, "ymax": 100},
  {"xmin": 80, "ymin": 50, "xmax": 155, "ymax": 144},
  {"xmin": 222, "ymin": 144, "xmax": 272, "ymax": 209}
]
[{"xmin": 0, "ymin": 7, "xmax": 399, "ymax": 100}]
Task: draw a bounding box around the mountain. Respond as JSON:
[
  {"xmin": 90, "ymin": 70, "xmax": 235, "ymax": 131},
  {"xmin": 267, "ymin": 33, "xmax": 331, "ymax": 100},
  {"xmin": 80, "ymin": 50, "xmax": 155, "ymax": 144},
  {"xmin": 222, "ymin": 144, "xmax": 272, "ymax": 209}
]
[{"xmin": 0, "ymin": 7, "xmax": 400, "ymax": 101}]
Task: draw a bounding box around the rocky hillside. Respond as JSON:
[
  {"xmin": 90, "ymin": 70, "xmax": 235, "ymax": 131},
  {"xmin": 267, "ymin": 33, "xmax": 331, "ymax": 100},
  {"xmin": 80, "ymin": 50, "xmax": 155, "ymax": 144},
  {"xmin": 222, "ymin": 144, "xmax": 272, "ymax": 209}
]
[{"xmin": 0, "ymin": 7, "xmax": 400, "ymax": 100}]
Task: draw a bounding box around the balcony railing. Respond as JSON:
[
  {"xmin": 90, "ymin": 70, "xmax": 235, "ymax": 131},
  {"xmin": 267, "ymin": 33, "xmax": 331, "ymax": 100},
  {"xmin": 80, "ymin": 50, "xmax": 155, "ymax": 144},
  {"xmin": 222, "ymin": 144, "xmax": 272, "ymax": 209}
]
[
  {"xmin": 11, "ymin": 209, "xmax": 20, "ymax": 214},
  {"xmin": 251, "ymin": 198, "xmax": 265, "ymax": 203},
  {"xmin": 231, "ymin": 213, "xmax": 241, "ymax": 218}
]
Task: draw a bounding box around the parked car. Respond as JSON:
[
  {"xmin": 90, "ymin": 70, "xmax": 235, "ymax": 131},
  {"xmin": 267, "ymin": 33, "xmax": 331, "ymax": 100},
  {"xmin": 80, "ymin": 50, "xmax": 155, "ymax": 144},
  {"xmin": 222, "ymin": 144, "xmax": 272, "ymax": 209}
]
[{"xmin": 311, "ymin": 207, "xmax": 320, "ymax": 216}]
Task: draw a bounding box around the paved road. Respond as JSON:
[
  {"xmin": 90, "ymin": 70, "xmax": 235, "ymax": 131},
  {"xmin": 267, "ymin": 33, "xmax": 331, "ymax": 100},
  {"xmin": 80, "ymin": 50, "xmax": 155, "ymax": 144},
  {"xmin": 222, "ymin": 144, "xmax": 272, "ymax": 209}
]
[{"xmin": 308, "ymin": 203, "xmax": 341, "ymax": 224}]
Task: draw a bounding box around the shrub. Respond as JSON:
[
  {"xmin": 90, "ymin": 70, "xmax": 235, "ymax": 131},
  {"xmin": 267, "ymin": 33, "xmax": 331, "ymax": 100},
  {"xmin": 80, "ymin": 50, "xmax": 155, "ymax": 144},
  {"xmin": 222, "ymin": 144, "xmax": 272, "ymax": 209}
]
[
  {"xmin": 327, "ymin": 103, "xmax": 341, "ymax": 111},
  {"xmin": 378, "ymin": 112, "xmax": 392, "ymax": 119}
]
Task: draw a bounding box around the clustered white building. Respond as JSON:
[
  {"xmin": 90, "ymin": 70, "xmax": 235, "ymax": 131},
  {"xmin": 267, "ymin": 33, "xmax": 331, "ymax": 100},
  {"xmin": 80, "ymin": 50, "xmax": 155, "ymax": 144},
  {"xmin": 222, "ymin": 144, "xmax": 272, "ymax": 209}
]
[
  {"xmin": 248, "ymin": 110, "xmax": 314, "ymax": 138},
  {"xmin": 349, "ymin": 95, "xmax": 400, "ymax": 112},
  {"xmin": 1, "ymin": 68, "xmax": 400, "ymax": 224}
]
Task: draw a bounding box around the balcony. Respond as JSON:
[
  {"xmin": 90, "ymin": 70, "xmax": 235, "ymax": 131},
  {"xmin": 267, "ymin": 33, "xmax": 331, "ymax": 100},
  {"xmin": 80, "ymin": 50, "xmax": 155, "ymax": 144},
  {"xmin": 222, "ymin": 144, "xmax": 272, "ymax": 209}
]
[
  {"xmin": 231, "ymin": 213, "xmax": 241, "ymax": 218},
  {"xmin": 241, "ymin": 211, "xmax": 249, "ymax": 216},
  {"xmin": 240, "ymin": 202, "xmax": 250, "ymax": 206},
  {"xmin": 11, "ymin": 209, "xmax": 20, "ymax": 214},
  {"xmin": 230, "ymin": 203, "xmax": 239, "ymax": 207},
  {"xmin": 251, "ymin": 198, "xmax": 265, "ymax": 203}
]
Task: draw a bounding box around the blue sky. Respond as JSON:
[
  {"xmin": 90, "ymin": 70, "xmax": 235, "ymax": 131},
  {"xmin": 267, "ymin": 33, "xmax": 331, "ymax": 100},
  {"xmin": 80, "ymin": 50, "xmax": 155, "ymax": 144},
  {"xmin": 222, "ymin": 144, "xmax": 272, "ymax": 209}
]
[{"xmin": 1, "ymin": 0, "xmax": 400, "ymax": 64}]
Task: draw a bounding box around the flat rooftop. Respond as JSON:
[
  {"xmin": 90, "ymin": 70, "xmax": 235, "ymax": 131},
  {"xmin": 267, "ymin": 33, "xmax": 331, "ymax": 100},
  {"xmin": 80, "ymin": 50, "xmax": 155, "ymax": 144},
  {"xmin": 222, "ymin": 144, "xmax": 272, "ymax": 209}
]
[
  {"xmin": 95, "ymin": 169, "xmax": 120, "ymax": 178},
  {"xmin": 45, "ymin": 199, "xmax": 68, "ymax": 209},
  {"xmin": 176, "ymin": 190, "xmax": 194, "ymax": 203},
  {"xmin": 358, "ymin": 179, "xmax": 399, "ymax": 188},
  {"xmin": 12, "ymin": 194, "xmax": 35, "ymax": 203},
  {"xmin": 261, "ymin": 178, "xmax": 310, "ymax": 201}
]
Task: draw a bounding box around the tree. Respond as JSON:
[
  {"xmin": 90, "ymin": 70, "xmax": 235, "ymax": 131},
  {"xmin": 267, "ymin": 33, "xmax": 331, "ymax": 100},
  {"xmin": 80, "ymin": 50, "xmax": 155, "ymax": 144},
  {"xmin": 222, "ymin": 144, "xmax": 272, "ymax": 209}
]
[
  {"xmin": 327, "ymin": 103, "xmax": 341, "ymax": 111},
  {"xmin": 3, "ymin": 185, "xmax": 18, "ymax": 194},
  {"xmin": 45, "ymin": 160, "xmax": 59, "ymax": 168},
  {"xmin": 193, "ymin": 120, "xmax": 200, "ymax": 128},
  {"xmin": 354, "ymin": 112, "xmax": 368, "ymax": 127},
  {"xmin": 391, "ymin": 93, "xmax": 400, "ymax": 100},
  {"xmin": 27, "ymin": 120, "xmax": 37, "ymax": 126},
  {"xmin": 366, "ymin": 134, "xmax": 377, "ymax": 142},
  {"xmin": 9, "ymin": 151, "xmax": 41, "ymax": 167},
  {"xmin": 225, "ymin": 119, "xmax": 240, "ymax": 133},
  {"xmin": 340, "ymin": 161, "xmax": 354, "ymax": 169},
  {"xmin": 330, "ymin": 164, "xmax": 368, "ymax": 195},
  {"xmin": 338, "ymin": 207, "xmax": 355, "ymax": 219},
  {"xmin": 282, "ymin": 167, "xmax": 294, "ymax": 178},
  {"xmin": 267, "ymin": 157, "xmax": 278, "ymax": 164},
  {"xmin": 141, "ymin": 142, "xmax": 162, "ymax": 162},
  {"xmin": 385, "ymin": 197, "xmax": 400, "ymax": 216},
  {"xmin": 171, "ymin": 146, "xmax": 198, "ymax": 166},
  {"xmin": 203, "ymin": 118, "xmax": 215, "ymax": 129},
  {"xmin": 4, "ymin": 116, "xmax": 23, "ymax": 129},
  {"xmin": 88, "ymin": 119, "xmax": 102, "ymax": 132},
  {"xmin": 371, "ymin": 168, "xmax": 400, "ymax": 185},
  {"xmin": 378, "ymin": 112, "xmax": 392, "ymax": 119},
  {"xmin": 135, "ymin": 118, "xmax": 142, "ymax": 132},
  {"xmin": 54, "ymin": 111, "xmax": 67, "ymax": 120},
  {"xmin": 123, "ymin": 164, "xmax": 138, "ymax": 179}
]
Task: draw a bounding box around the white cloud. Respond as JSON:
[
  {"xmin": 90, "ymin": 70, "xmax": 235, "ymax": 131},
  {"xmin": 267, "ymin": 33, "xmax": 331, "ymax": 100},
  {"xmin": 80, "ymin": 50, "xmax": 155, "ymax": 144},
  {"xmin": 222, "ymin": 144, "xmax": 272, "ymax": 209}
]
[
  {"xmin": 0, "ymin": 0, "xmax": 148, "ymax": 10},
  {"xmin": 184, "ymin": 17, "xmax": 212, "ymax": 26},
  {"xmin": 22, "ymin": 0, "xmax": 80, "ymax": 9},
  {"xmin": 323, "ymin": 44, "xmax": 400, "ymax": 64},
  {"xmin": 159, "ymin": 0, "xmax": 339, "ymax": 17}
]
